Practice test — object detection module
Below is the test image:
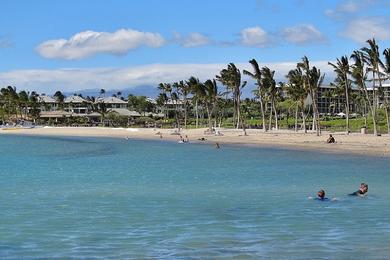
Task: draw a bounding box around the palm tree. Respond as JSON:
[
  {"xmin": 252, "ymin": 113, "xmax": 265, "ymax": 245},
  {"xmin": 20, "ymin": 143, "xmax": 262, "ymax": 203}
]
[
  {"xmin": 216, "ymin": 63, "xmax": 246, "ymax": 129},
  {"xmin": 308, "ymin": 66, "xmax": 325, "ymax": 136},
  {"xmin": 351, "ymin": 50, "xmax": 377, "ymax": 135},
  {"xmin": 187, "ymin": 77, "xmax": 202, "ymax": 128},
  {"xmin": 243, "ymin": 59, "xmax": 267, "ymax": 131},
  {"xmin": 18, "ymin": 90, "xmax": 29, "ymax": 119},
  {"xmin": 261, "ymin": 66, "xmax": 279, "ymax": 130},
  {"xmin": 329, "ymin": 56, "xmax": 351, "ymax": 134},
  {"xmin": 176, "ymin": 80, "xmax": 191, "ymax": 129},
  {"xmin": 286, "ymin": 67, "xmax": 307, "ymax": 132},
  {"xmin": 361, "ymin": 38, "xmax": 383, "ymax": 134},
  {"xmin": 381, "ymin": 48, "xmax": 390, "ymax": 134},
  {"xmin": 203, "ymin": 79, "xmax": 219, "ymax": 130},
  {"xmin": 298, "ymin": 56, "xmax": 323, "ymax": 136},
  {"xmin": 99, "ymin": 88, "xmax": 106, "ymax": 98}
]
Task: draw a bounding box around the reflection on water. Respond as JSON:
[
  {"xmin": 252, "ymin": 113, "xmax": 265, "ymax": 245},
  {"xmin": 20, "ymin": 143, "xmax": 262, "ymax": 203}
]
[{"xmin": 1, "ymin": 135, "xmax": 390, "ymax": 258}]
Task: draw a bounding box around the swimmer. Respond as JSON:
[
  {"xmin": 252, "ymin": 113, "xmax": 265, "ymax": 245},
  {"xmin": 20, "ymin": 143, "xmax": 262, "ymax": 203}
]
[
  {"xmin": 349, "ymin": 183, "xmax": 368, "ymax": 196},
  {"xmin": 315, "ymin": 189, "xmax": 329, "ymax": 201},
  {"xmin": 215, "ymin": 142, "xmax": 220, "ymax": 149},
  {"xmin": 308, "ymin": 189, "xmax": 338, "ymax": 201}
]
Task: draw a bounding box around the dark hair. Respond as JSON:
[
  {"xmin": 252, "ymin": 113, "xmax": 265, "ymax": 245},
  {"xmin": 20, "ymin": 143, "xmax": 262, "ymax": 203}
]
[{"xmin": 318, "ymin": 189, "xmax": 325, "ymax": 198}]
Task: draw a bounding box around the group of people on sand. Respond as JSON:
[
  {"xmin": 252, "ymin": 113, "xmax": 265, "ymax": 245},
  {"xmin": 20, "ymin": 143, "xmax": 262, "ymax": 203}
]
[
  {"xmin": 179, "ymin": 135, "xmax": 189, "ymax": 143},
  {"xmin": 314, "ymin": 183, "xmax": 368, "ymax": 201}
]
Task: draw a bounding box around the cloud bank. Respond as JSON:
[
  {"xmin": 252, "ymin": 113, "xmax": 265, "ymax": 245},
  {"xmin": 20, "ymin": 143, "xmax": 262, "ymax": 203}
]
[
  {"xmin": 36, "ymin": 29, "xmax": 166, "ymax": 60},
  {"xmin": 0, "ymin": 61, "xmax": 334, "ymax": 94}
]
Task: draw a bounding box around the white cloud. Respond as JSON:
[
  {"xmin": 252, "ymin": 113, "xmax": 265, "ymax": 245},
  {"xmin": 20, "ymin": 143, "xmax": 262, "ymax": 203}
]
[
  {"xmin": 325, "ymin": 0, "xmax": 372, "ymax": 17},
  {"xmin": 36, "ymin": 29, "xmax": 166, "ymax": 60},
  {"xmin": 240, "ymin": 26, "xmax": 272, "ymax": 47},
  {"xmin": 282, "ymin": 24, "xmax": 325, "ymax": 45},
  {"xmin": 0, "ymin": 61, "xmax": 334, "ymax": 94},
  {"xmin": 181, "ymin": 33, "xmax": 211, "ymax": 47},
  {"xmin": 343, "ymin": 17, "xmax": 390, "ymax": 43},
  {"xmin": 173, "ymin": 32, "xmax": 212, "ymax": 47}
]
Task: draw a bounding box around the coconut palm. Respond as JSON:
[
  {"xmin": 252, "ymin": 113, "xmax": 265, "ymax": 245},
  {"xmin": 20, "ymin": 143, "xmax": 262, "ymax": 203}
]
[
  {"xmin": 361, "ymin": 38, "xmax": 384, "ymax": 134},
  {"xmin": 187, "ymin": 77, "xmax": 202, "ymax": 128},
  {"xmin": 329, "ymin": 56, "xmax": 351, "ymax": 134},
  {"xmin": 380, "ymin": 48, "xmax": 390, "ymax": 134},
  {"xmin": 351, "ymin": 50, "xmax": 377, "ymax": 135},
  {"xmin": 216, "ymin": 63, "xmax": 246, "ymax": 129},
  {"xmin": 243, "ymin": 59, "xmax": 267, "ymax": 131},
  {"xmin": 286, "ymin": 67, "xmax": 308, "ymax": 132},
  {"xmin": 298, "ymin": 57, "xmax": 323, "ymax": 136},
  {"xmin": 203, "ymin": 79, "xmax": 219, "ymax": 130},
  {"xmin": 261, "ymin": 66, "xmax": 279, "ymax": 130}
]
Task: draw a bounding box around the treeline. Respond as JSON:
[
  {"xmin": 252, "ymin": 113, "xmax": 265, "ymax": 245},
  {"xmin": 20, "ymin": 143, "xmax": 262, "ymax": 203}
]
[
  {"xmin": 157, "ymin": 38, "xmax": 390, "ymax": 135},
  {"xmin": 0, "ymin": 87, "xmax": 157, "ymax": 123}
]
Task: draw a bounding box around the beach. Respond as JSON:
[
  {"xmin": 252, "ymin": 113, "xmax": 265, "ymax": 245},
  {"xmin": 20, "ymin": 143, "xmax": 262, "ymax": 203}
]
[{"xmin": 1, "ymin": 127, "xmax": 389, "ymax": 157}]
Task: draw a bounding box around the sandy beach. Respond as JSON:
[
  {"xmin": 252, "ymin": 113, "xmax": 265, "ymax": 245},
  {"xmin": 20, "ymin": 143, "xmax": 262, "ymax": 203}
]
[{"xmin": 1, "ymin": 126, "xmax": 389, "ymax": 157}]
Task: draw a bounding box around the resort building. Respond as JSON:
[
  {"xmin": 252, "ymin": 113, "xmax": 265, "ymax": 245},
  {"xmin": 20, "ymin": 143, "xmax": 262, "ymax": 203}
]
[
  {"xmin": 64, "ymin": 95, "xmax": 90, "ymax": 114},
  {"xmin": 96, "ymin": 96, "xmax": 127, "ymax": 109},
  {"xmin": 37, "ymin": 95, "xmax": 58, "ymax": 112}
]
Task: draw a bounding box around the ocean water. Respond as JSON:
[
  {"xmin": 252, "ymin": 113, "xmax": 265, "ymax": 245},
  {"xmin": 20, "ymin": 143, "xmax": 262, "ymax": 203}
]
[{"xmin": 1, "ymin": 135, "xmax": 390, "ymax": 259}]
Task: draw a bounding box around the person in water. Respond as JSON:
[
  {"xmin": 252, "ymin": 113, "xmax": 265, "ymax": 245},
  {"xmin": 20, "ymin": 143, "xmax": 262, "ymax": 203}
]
[
  {"xmin": 327, "ymin": 134, "xmax": 335, "ymax": 143},
  {"xmin": 349, "ymin": 183, "xmax": 368, "ymax": 196},
  {"xmin": 315, "ymin": 189, "xmax": 329, "ymax": 201}
]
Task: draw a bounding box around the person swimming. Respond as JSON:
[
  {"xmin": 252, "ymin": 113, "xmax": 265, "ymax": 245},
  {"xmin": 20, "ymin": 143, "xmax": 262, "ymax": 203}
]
[
  {"xmin": 315, "ymin": 189, "xmax": 329, "ymax": 201},
  {"xmin": 349, "ymin": 183, "xmax": 368, "ymax": 196}
]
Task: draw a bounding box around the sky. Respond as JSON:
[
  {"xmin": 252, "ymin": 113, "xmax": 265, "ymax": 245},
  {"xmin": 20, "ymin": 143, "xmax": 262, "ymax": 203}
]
[{"xmin": 0, "ymin": 0, "xmax": 390, "ymax": 95}]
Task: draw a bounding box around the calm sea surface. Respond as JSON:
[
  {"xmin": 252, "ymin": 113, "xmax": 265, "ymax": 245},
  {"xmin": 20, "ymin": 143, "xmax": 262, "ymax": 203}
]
[{"xmin": 1, "ymin": 135, "xmax": 390, "ymax": 259}]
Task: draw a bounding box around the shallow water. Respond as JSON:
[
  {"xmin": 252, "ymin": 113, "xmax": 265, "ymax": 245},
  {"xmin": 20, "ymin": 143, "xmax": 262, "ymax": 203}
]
[{"xmin": 1, "ymin": 135, "xmax": 390, "ymax": 258}]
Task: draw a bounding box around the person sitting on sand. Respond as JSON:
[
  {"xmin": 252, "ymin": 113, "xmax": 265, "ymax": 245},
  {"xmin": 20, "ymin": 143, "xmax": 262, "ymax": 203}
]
[
  {"xmin": 349, "ymin": 183, "xmax": 368, "ymax": 196},
  {"xmin": 327, "ymin": 134, "xmax": 335, "ymax": 143},
  {"xmin": 315, "ymin": 189, "xmax": 329, "ymax": 201},
  {"xmin": 198, "ymin": 137, "xmax": 207, "ymax": 141}
]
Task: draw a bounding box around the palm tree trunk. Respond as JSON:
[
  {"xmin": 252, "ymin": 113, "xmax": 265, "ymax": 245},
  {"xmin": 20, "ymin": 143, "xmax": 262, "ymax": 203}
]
[
  {"xmin": 236, "ymin": 95, "xmax": 241, "ymax": 129},
  {"xmin": 195, "ymin": 100, "xmax": 199, "ymax": 128},
  {"xmin": 294, "ymin": 104, "xmax": 298, "ymax": 132},
  {"xmin": 385, "ymin": 106, "xmax": 390, "ymax": 134},
  {"xmin": 273, "ymin": 101, "xmax": 278, "ymax": 130},
  {"xmin": 268, "ymin": 100, "xmax": 273, "ymax": 130},
  {"xmin": 184, "ymin": 99, "xmax": 187, "ymax": 129},
  {"xmin": 260, "ymin": 99, "xmax": 266, "ymax": 132}
]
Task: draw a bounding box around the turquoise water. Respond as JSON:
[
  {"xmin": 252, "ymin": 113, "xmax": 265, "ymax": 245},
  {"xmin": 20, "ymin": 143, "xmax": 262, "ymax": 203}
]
[{"xmin": 1, "ymin": 135, "xmax": 390, "ymax": 259}]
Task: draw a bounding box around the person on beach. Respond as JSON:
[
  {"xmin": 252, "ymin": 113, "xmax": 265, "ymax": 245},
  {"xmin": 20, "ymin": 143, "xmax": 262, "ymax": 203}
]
[
  {"xmin": 184, "ymin": 135, "xmax": 189, "ymax": 143},
  {"xmin": 349, "ymin": 183, "xmax": 368, "ymax": 196},
  {"xmin": 327, "ymin": 134, "xmax": 335, "ymax": 143},
  {"xmin": 215, "ymin": 142, "xmax": 220, "ymax": 149}
]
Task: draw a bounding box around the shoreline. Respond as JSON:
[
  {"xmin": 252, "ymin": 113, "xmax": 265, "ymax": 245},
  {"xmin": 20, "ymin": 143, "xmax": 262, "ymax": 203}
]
[{"xmin": 1, "ymin": 126, "xmax": 390, "ymax": 157}]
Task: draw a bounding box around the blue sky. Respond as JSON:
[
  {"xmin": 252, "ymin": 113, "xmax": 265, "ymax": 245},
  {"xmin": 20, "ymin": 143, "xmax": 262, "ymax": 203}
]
[{"xmin": 0, "ymin": 0, "xmax": 390, "ymax": 94}]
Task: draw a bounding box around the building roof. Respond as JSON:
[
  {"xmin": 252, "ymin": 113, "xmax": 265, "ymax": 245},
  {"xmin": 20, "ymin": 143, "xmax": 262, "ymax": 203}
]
[
  {"xmin": 38, "ymin": 95, "xmax": 57, "ymax": 103},
  {"xmin": 97, "ymin": 96, "xmax": 127, "ymax": 104},
  {"xmin": 64, "ymin": 95, "xmax": 88, "ymax": 103},
  {"xmin": 108, "ymin": 108, "xmax": 141, "ymax": 117}
]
